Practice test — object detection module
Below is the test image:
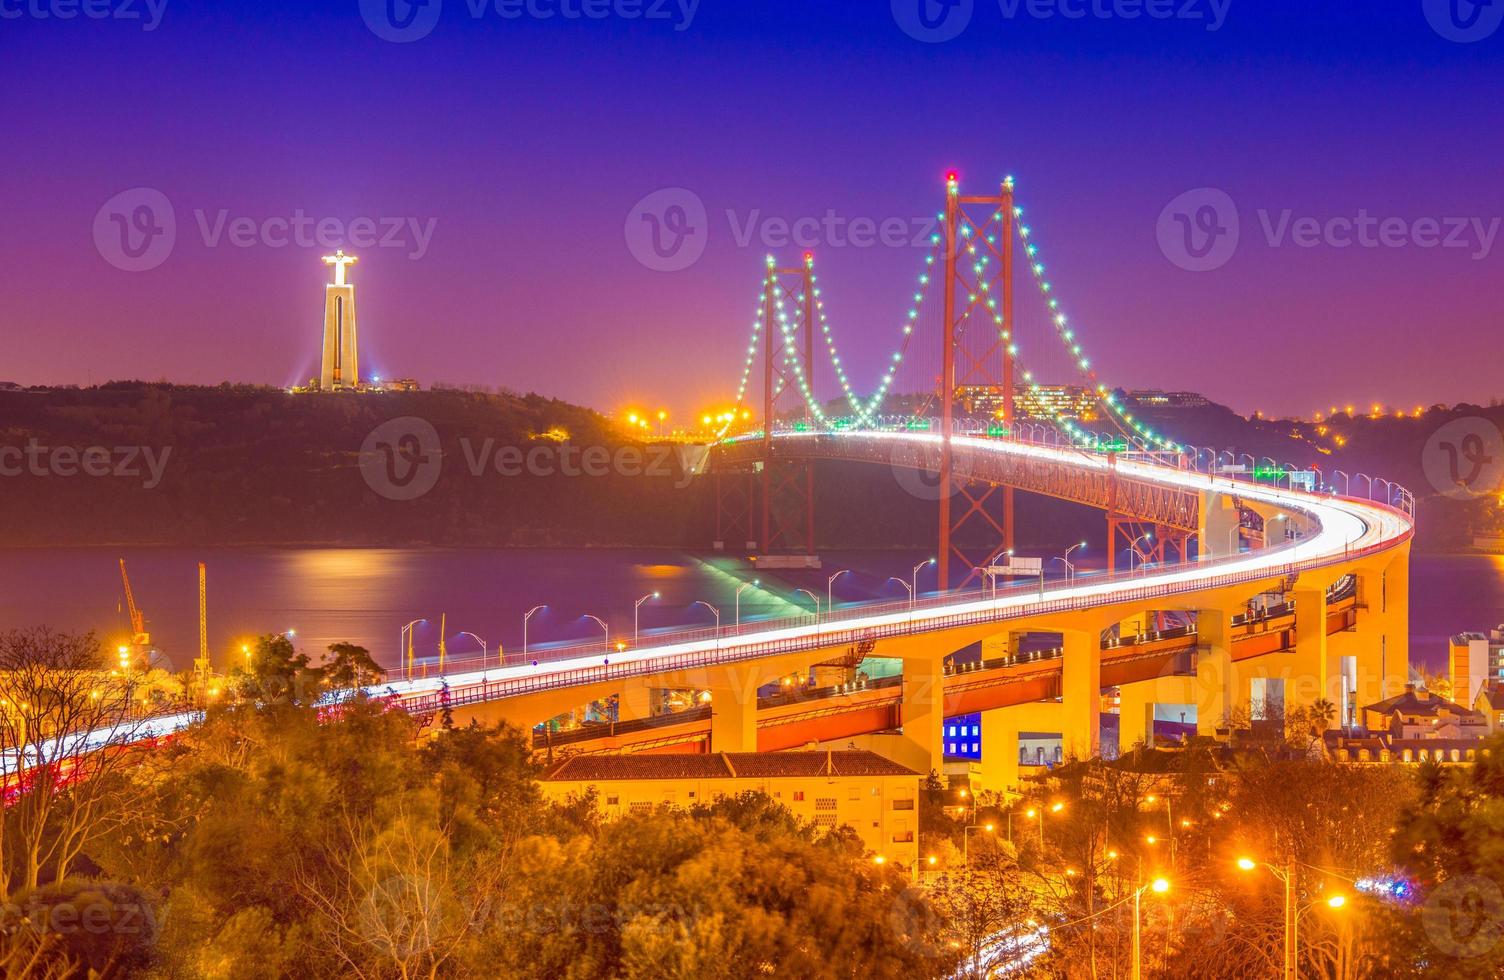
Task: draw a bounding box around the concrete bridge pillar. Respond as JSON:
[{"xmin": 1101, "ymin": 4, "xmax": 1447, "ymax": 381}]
[
  {"xmin": 617, "ymin": 682, "xmax": 662, "ymax": 723},
  {"xmin": 1200, "ymin": 491, "xmax": 1242, "ymax": 559},
  {"xmin": 981, "ymin": 631, "xmax": 1023, "ymax": 663},
  {"xmin": 1379, "ymin": 547, "xmax": 1411, "ymax": 700},
  {"xmin": 1061, "ymin": 629, "xmax": 1101, "ymax": 761},
  {"xmin": 897, "ymin": 654, "xmax": 948, "ymax": 779},
  {"xmin": 1117, "ymin": 693, "xmax": 1157, "ymax": 751},
  {"xmin": 1291, "ymin": 586, "xmax": 1335, "ymax": 725},
  {"xmin": 979, "ymin": 701, "xmax": 1064, "ymax": 798},
  {"xmin": 709, "ymin": 685, "xmax": 757, "ymax": 752},
  {"xmin": 1195, "ymin": 608, "xmax": 1234, "ymax": 737}
]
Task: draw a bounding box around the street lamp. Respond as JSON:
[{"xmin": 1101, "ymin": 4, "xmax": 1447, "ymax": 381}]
[
  {"xmin": 826, "ymin": 569, "xmax": 851, "ymax": 619},
  {"xmin": 1130, "ymin": 533, "xmax": 1154, "ymax": 574},
  {"xmin": 1236, "ymin": 857, "xmax": 1350, "ymax": 980},
  {"xmin": 693, "ymin": 601, "xmax": 721, "ymax": 646},
  {"xmin": 399, "ymin": 619, "xmax": 426, "ymax": 680},
  {"xmin": 794, "ymin": 588, "xmax": 820, "ymax": 619},
  {"xmin": 963, "ymin": 821, "xmax": 995, "ymax": 867},
  {"xmin": 911, "ymin": 558, "xmax": 936, "ymax": 608},
  {"xmin": 634, "ymin": 592, "xmax": 660, "ymax": 647},
  {"xmin": 1132, "ymin": 877, "xmax": 1172, "ymax": 980},
  {"xmin": 455, "ymin": 631, "xmax": 488, "ymax": 669},
  {"xmin": 583, "ymin": 615, "xmax": 609, "ymax": 655},
  {"xmin": 735, "ymin": 580, "xmax": 760, "ymax": 634},
  {"xmin": 1060, "ymin": 541, "xmax": 1087, "ymax": 581},
  {"xmin": 522, "ymin": 605, "xmax": 546, "ymax": 662}
]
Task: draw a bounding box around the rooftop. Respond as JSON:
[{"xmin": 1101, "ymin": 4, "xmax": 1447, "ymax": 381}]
[{"xmin": 543, "ymin": 750, "xmax": 920, "ymax": 782}]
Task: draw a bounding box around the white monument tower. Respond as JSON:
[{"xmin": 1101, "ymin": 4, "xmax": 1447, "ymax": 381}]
[{"xmin": 320, "ymin": 250, "xmax": 359, "ymax": 390}]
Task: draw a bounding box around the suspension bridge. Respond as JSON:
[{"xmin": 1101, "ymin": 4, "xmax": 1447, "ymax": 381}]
[{"xmin": 34, "ymin": 174, "xmax": 1416, "ymax": 804}]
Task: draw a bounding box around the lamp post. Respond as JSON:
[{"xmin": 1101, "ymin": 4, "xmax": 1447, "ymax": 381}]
[
  {"xmin": 399, "ymin": 619, "xmax": 426, "ymax": 680},
  {"xmin": 794, "ymin": 588, "xmax": 820, "ymax": 619},
  {"xmin": 963, "ymin": 821, "xmax": 995, "ymax": 867},
  {"xmin": 1130, "ymin": 533, "xmax": 1154, "ymax": 574},
  {"xmin": 826, "ymin": 569, "xmax": 851, "ymax": 620},
  {"xmin": 634, "ymin": 592, "xmax": 660, "ymax": 647},
  {"xmin": 455, "ymin": 631, "xmax": 488, "ymax": 670},
  {"xmin": 1236, "ymin": 857, "xmax": 1350, "ymax": 980},
  {"xmin": 1132, "ymin": 877, "xmax": 1172, "ymax": 980},
  {"xmin": 1061, "ymin": 541, "xmax": 1086, "ymax": 581},
  {"xmin": 583, "ymin": 615, "xmax": 609, "ymax": 655},
  {"xmin": 735, "ymin": 580, "xmax": 760, "ymax": 633},
  {"xmin": 693, "ymin": 601, "xmax": 721, "ymax": 648},
  {"xmin": 911, "ymin": 558, "xmax": 936, "ymax": 608},
  {"xmin": 985, "ymin": 548, "xmax": 1014, "ymax": 598},
  {"xmin": 522, "ymin": 605, "xmax": 546, "ymax": 662}
]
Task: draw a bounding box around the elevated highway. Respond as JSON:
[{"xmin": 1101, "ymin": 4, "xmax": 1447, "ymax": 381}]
[{"xmin": 387, "ymin": 431, "xmax": 1413, "ymax": 779}]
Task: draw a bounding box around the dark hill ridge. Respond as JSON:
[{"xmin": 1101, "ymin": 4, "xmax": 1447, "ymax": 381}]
[{"xmin": 0, "ymin": 384, "xmax": 1492, "ymax": 550}]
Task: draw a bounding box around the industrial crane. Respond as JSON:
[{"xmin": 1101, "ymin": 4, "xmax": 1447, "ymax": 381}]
[{"xmin": 118, "ymin": 558, "xmax": 150, "ymax": 649}]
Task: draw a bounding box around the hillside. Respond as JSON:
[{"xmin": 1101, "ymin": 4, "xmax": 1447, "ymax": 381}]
[{"xmin": 0, "ymin": 384, "xmax": 1493, "ymax": 551}]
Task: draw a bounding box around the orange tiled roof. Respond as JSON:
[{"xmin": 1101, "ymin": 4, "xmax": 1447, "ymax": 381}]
[{"xmin": 543, "ymin": 750, "xmax": 918, "ymax": 782}]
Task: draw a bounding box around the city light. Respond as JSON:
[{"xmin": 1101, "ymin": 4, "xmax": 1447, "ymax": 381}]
[
  {"xmin": 1237, "ymin": 857, "xmax": 1257, "ymax": 871},
  {"xmin": 1151, "ymin": 878, "xmax": 1170, "ymax": 895},
  {"xmin": 1327, "ymin": 895, "xmax": 1347, "ymax": 909}
]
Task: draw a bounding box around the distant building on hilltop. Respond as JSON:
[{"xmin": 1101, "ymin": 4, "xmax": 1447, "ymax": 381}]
[
  {"xmin": 1450, "ymin": 628, "xmax": 1504, "ymax": 706},
  {"xmin": 955, "ymin": 384, "xmax": 1099, "ymax": 421},
  {"xmin": 1123, "ymin": 389, "xmax": 1211, "ymax": 410},
  {"xmin": 1327, "ymin": 684, "xmax": 1491, "ymax": 764}
]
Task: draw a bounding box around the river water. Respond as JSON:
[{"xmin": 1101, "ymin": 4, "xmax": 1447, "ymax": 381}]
[{"xmin": 0, "ymin": 549, "xmax": 1498, "ymax": 677}]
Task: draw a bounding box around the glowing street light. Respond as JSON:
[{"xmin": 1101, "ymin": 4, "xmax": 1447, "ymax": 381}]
[
  {"xmin": 911, "ymin": 558, "xmax": 935, "ymax": 609},
  {"xmin": 794, "ymin": 588, "xmax": 820, "ymax": 619},
  {"xmin": 522, "ymin": 605, "xmax": 547, "ymax": 662},
  {"xmin": 826, "ymin": 569, "xmax": 851, "ymax": 620},
  {"xmin": 693, "ymin": 601, "xmax": 721, "ymax": 648},
  {"xmin": 734, "ymin": 580, "xmax": 760, "ymax": 633},
  {"xmin": 583, "ymin": 615, "xmax": 609, "ymax": 656},
  {"xmin": 634, "ymin": 592, "xmax": 660, "ymax": 646},
  {"xmin": 399, "ymin": 619, "xmax": 426, "ymax": 679},
  {"xmin": 1132, "ymin": 877, "xmax": 1172, "ymax": 980}
]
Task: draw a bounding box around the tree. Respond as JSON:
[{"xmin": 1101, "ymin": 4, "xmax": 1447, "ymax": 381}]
[
  {"xmin": 1382, "ymin": 735, "xmax": 1504, "ymax": 977},
  {"xmin": 234, "ymin": 633, "xmax": 316, "ymax": 705},
  {"xmin": 321, "ymin": 642, "xmax": 386, "ymax": 691},
  {"xmin": 0, "ymin": 628, "xmax": 147, "ymax": 892},
  {"xmin": 928, "ymin": 845, "xmax": 1040, "ymax": 979}
]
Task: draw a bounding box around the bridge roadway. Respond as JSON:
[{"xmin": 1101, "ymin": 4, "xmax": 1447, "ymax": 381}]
[
  {"xmin": 530, "ymin": 586, "xmax": 1361, "ymax": 757},
  {"xmin": 390, "ymin": 431, "xmax": 1413, "ymax": 778},
  {"xmin": 24, "ymin": 432, "xmax": 1413, "ymax": 783}
]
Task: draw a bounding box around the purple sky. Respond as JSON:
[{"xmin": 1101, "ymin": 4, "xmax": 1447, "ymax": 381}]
[{"xmin": 1, "ymin": 1, "xmax": 1500, "ymax": 419}]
